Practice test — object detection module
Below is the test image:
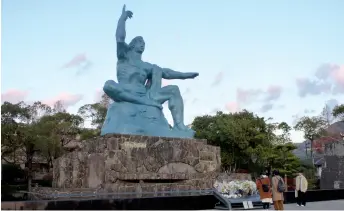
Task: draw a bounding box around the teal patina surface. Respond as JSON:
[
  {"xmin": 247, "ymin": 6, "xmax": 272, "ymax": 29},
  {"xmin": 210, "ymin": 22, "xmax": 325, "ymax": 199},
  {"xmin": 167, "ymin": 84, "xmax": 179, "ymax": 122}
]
[{"xmin": 101, "ymin": 5, "xmax": 199, "ymax": 138}]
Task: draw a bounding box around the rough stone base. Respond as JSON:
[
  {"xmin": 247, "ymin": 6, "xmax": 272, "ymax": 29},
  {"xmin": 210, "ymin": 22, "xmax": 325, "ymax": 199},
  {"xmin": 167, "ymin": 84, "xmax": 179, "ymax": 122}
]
[
  {"xmin": 34, "ymin": 176, "xmax": 215, "ymax": 199},
  {"xmin": 47, "ymin": 134, "xmax": 221, "ymax": 199}
]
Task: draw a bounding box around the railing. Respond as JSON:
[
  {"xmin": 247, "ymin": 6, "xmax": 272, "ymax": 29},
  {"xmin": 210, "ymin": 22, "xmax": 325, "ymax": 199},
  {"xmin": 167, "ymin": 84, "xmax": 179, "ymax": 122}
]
[
  {"xmin": 17, "ymin": 188, "xmax": 215, "ymax": 201},
  {"xmin": 2, "ymin": 189, "xmax": 233, "ymax": 210}
]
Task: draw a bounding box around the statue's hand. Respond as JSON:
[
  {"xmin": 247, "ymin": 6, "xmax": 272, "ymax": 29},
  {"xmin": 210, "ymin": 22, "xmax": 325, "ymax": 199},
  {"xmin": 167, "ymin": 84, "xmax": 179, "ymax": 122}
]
[
  {"xmin": 185, "ymin": 72, "xmax": 199, "ymax": 79},
  {"xmin": 121, "ymin": 4, "xmax": 133, "ymax": 20}
]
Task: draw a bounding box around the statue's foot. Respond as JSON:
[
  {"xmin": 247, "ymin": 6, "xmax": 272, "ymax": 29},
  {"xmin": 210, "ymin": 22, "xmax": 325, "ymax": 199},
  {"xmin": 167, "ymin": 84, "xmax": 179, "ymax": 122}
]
[
  {"xmin": 172, "ymin": 123, "xmax": 195, "ymax": 138},
  {"xmin": 173, "ymin": 123, "xmax": 191, "ymax": 131}
]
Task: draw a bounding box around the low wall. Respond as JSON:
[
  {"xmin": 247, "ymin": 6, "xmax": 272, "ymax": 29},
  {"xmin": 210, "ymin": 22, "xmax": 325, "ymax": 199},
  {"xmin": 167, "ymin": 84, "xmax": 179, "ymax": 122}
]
[
  {"xmin": 2, "ymin": 189, "xmax": 344, "ymax": 210},
  {"xmin": 1, "ymin": 195, "xmax": 218, "ymax": 210}
]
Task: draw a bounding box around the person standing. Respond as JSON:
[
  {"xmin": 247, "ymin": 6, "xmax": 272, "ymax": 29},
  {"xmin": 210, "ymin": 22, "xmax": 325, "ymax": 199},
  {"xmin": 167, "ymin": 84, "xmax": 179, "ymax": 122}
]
[
  {"xmin": 271, "ymin": 170, "xmax": 285, "ymax": 210},
  {"xmin": 295, "ymin": 172, "xmax": 308, "ymax": 207},
  {"xmin": 256, "ymin": 172, "xmax": 272, "ymax": 210}
]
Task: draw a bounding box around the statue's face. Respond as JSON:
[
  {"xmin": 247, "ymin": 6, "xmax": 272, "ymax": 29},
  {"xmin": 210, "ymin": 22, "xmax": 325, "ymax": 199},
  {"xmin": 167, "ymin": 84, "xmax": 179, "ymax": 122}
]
[{"xmin": 134, "ymin": 38, "xmax": 145, "ymax": 54}]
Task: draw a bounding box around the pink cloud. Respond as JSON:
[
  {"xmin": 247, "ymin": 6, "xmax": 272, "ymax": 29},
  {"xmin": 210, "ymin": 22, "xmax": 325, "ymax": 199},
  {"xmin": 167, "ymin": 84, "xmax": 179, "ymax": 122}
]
[
  {"xmin": 265, "ymin": 85, "xmax": 283, "ymax": 101},
  {"xmin": 1, "ymin": 89, "xmax": 29, "ymax": 103},
  {"xmin": 62, "ymin": 53, "xmax": 87, "ymax": 69},
  {"xmin": 302, "ymin": 63, "xmax": 344, "ymax": 96},
  {"xmin": 162, "ymin": 79, "xmax": 170, "ymax": 87},
  {"xmin": 43, "ymin": 93, "xmax": 83, "ymax": 108},
  {"xmin": 225, "ymin": 102, "xmax": 240, "ymax": 113},
  {"xmin": 331, "ymin": 65, "xmax": 344, "ymax": 85},
  {"xmin": 94, "ymin": 89, "xmax": 103, "ymax": 102},
  {"xmin": 236, "ymin": 88, "xmax": 262, "ymax": 104}
]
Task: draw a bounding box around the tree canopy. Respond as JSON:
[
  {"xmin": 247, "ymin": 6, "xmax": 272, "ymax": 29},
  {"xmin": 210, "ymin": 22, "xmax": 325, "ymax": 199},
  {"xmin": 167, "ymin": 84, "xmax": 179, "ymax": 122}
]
[
  {"xmin": 332, "ymin": 104, "xmax": 344, "ymax": 121},
  {"xmin": 192, "ymin": 110, "xmax": 299, "ymax": 176}
]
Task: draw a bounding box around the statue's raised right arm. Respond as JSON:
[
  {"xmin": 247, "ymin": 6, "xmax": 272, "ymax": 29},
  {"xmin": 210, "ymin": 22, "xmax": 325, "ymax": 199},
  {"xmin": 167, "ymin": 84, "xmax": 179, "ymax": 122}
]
[{"xmin": 116, "ymin": 5, "xmax": 133, "ymax": 59}]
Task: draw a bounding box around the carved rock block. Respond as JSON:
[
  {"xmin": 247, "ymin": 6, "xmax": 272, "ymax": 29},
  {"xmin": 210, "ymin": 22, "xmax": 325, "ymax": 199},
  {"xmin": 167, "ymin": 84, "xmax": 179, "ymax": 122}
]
[{"xmin": 53, "ymin": 134, "xmax": 221, "ymax": 192}]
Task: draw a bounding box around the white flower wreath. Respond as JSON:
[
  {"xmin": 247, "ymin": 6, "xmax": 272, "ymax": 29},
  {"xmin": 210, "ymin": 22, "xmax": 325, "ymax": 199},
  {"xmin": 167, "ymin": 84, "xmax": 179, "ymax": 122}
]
[{"xmin": 214, "ymin": 180, "xmax": 257, "ymax": 198}]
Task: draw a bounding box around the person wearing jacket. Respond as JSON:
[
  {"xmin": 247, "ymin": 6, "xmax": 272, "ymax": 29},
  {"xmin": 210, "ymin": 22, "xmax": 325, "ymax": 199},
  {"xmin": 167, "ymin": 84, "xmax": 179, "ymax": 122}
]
[
  {"xmin": 256, "ymin": 172, "xmax": 272, "ymax": 210},
  {"xmin": 272, "ymin": 170, "xmax": 285, "ymax": 210},
  {"xmin": 295, "ymin": 172, "xmax": 308, "ymax": 207}
]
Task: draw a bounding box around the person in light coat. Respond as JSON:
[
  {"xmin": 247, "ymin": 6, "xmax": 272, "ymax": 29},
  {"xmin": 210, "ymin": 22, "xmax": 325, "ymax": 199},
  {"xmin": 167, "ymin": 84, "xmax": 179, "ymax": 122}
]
[
  {"xmin": 295, "ymin": 172, "xmax": 308, "ymax": 207},
  {"xmin": 271, "ymin": 170, "xmax": 284, "ymax": 210}
]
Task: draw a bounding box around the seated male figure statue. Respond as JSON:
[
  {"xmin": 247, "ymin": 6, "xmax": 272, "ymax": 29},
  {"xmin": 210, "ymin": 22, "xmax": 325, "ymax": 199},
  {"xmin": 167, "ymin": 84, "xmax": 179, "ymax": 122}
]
[{"xmin": 103, "ymin": 5, "xmax": 199, "ymax": 133}]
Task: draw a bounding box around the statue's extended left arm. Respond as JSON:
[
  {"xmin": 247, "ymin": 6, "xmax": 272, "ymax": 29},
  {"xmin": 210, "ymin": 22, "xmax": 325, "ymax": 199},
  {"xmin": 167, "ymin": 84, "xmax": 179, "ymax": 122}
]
[{"xmin": 152, "ymin": 65, "xmax": 199, "ymax": 80}]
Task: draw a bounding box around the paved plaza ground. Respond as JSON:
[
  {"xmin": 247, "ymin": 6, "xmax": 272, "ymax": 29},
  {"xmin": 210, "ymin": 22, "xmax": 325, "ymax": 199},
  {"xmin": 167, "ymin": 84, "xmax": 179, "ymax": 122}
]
[
  {"xmin": 236, "ymin": 200, "xmax": 344, "ymax": 210},
  {"xmin": 204, "ymin": 200, "xmax": 344, "ymax": 210},
  {"xmin": 282, "ymin": 200, "xmax": 344, "ymax": 210}
]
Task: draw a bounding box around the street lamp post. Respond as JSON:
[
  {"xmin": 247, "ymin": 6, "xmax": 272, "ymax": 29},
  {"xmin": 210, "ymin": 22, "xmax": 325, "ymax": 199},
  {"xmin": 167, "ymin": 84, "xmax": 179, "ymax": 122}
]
[
  {"xmin": 251, "ymin": 154, "xmax": 257, "ymax": 163},
  {"xmin": 251, "ymin": 153, "xmax": 258, "ymax": 179}
]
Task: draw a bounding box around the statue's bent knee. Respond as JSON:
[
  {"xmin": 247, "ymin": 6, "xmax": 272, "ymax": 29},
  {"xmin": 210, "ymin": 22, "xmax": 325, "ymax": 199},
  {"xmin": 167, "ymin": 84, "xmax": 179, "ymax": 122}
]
[
  {"xmin": 103, "ymin": 80, "xmax": 121, "ymax": 96},
  {"xmin": 168, "ymin": 85, "xmax": 181, "ymax": 95}
]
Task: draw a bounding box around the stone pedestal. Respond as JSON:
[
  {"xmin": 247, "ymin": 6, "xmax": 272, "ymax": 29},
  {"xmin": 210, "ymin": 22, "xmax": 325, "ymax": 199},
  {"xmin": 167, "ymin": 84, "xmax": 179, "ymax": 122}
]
[{"xmin": 48, "ymin": 134, "xmax": 220, "ymax": 198}]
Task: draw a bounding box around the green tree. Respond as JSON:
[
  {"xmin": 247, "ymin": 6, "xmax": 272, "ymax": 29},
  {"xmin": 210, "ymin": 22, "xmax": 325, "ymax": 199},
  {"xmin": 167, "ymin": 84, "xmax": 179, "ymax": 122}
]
[
  {"xmin": 34, "ymin": 104, "xmax": 84, "ymax": 170},
  {"xmin": 77, "ymin": 93, "xmax": 110, "ymax": 133},
  {"xmin": 1, "ymin": 101, "xmax": 52, "ymax": 195},
  {"xmin": 271, "ymin": 143, "xmax": 300, "ymax": 177},
  {"xmin": 332, "ymin": 104, "xmax": 344, "ymax": 121},
  {"xmin": 192, "ymin": 110, "xmax": 276, "ymax": 172},
  {"xmin": 294, "ymin": 116, "xmax": 327, "ymax": 165},
  {"xmin": 192, "ymin": 110, "xmax": 302, "ymax": 176},
  {"xmin": 276, "ymin": 122, "xmax": 292, "ymax": 144}
]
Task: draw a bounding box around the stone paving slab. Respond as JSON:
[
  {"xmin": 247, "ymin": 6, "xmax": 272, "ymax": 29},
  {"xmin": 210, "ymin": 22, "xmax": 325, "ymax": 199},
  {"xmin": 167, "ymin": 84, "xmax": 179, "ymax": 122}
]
[{"xmin": 228, "ymin": 199, "xmax": 344, "ymax": 210}]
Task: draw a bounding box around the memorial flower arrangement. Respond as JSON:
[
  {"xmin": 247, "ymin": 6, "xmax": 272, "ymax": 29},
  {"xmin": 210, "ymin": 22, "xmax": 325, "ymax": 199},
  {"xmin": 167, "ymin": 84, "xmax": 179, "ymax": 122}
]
[{"xmin": 214, "ymin": 180, "xmax": 257, "ymax": 198}]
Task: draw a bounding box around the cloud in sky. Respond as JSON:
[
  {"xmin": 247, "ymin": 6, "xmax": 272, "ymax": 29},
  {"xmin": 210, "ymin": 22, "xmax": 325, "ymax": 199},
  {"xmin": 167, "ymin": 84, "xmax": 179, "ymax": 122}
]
[
  {"xmin": 326, "ymin": 98, "xmax": 339, "ymax": 112},
  {"xmin": 265, "ymin": 85, "xmax": 283, "ymax": 102},
  {"xmin": 260, "ymin": 103, "xmax": 273, "ymax": 113},
  {"xmin": 43, "ymin": 93, "xmax": 83, "ymax": 108},
  {"xmin": 211, "ymin": 71, "xmax": 224, "ymax": 86},
  {"xmin": 304, "ymin": 109, "xmax": 316, "ymax": 114},
  {"xmin": 225, "ymin": 101, "xmax": 240, "ymax": 113},
  {"xmin": 62, "ymin": 53, "xmax": 93, "ymax": 75},
  {"xmin": 191, "ymin": 98, "xmax": 198, "ymax": 104},
  {"xmin": 232, "ymin": 85, "xmax": 283, "ymax": 112},
  {"xmin": 296, "ymin": 78, "xmax": 331, "ymax": 97},
  {"xmin": 296, "ymin": 63, "xmax": 344, "ymax": 97},
  {"xmin": 1, "ymin": 89, "xmax": 29, "ymax": 103},
  {"xmin": 236, "ymin": 88, "xmax": 263, "ymax": 105}
]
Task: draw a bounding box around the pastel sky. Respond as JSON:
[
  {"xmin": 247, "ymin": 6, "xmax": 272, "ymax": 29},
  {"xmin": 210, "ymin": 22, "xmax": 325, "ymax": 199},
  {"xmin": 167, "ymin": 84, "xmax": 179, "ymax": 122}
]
[{"xmin": 2, "ymin": 0, "xmax": 344, "ymax": 142}]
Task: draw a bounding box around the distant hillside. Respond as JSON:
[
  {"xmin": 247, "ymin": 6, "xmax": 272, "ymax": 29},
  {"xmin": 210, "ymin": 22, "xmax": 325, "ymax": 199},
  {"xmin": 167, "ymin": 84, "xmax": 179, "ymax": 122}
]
[
  {"xmin": 292, "ymin": 140, "xmax": 323, "ymax": 165},
  {"xmin": 292, "ymin": 121, "xmax": 344, "ymax": 165}
]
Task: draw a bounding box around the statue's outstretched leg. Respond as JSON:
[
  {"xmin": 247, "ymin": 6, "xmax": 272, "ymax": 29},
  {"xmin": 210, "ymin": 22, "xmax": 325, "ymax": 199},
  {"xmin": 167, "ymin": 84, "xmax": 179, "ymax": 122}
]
[
  {"xmin": 149, "ymin": 85, "xmax": 190, "ymax": 131},
  {"xmin": 148, "ymin": 69, "xmax": 190, "ymax": 131},
  {"xmin": 103, "ymin": 80, "xmax": 162, "ymax": 109}
]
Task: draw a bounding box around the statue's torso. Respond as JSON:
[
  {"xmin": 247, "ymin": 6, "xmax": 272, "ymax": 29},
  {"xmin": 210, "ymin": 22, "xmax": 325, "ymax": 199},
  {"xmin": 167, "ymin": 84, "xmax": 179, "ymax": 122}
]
[{"xmin": 117, "ymin": 59, "xmax": 151, "ymax": 93}]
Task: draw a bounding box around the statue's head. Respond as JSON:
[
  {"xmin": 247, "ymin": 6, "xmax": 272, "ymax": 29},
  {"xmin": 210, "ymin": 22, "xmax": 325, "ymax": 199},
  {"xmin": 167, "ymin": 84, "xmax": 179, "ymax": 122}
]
[{"xmin": 129, "ymin": 36, "xmax": 145, "ymax": 54}]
